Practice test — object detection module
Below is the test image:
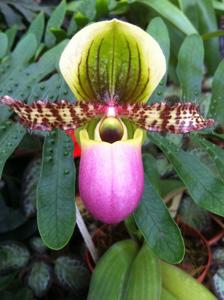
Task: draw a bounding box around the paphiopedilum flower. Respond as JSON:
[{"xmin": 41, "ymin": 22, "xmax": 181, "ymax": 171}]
[{"xmin": 0, "ymin": 19, "xmax": 214, "ymax": 224}]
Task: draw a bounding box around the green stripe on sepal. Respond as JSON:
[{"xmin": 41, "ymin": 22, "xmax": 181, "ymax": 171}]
[{"xmin": 59, "ymin": 19, "xmax": 166, "ymax": 103}]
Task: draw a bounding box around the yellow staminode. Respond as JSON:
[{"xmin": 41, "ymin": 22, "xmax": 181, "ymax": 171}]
[{"xmin": 80, "ymin": 127, "xmax": 143, "ymax": 148}]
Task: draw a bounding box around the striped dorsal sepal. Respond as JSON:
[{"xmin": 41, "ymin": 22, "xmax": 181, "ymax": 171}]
[
  {"xmin": 119, "ymin": 102, "xmax": 214, "ymax": 134},
  {"xmin": 0, "ymin": 96, "xmax": 105, "ymax": 131}
]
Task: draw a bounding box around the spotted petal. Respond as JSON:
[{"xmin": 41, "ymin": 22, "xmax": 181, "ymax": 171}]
[
  {"xmin": 119, "ymin": 102, "xmax": 214, "ymax": 134},
  {"xmin": 0, "ymin": 96, "xmax": 105, "ymax": 131}
]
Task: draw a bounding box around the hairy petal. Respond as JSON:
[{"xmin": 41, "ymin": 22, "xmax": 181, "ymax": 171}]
[
  {"xmin": 0, "ymin": 96, "xmax": 105, "ymax": 131},
  {"xmin": 119, "ymin": 102, "xmax": 214, "ymax": 134}
]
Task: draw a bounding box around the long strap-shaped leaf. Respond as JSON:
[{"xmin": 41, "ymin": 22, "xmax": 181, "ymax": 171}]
[{"xmin": 0, "ymin": 96, "xmax": 214, "ymax": 134}]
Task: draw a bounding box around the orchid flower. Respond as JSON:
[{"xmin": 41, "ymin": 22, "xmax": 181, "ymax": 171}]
[{"xmin": 0, "ymin": 19, "xmax": 214, "ymax": 224}]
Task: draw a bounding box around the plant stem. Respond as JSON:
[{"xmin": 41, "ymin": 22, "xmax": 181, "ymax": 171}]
[{"xmin": 75, "ymin": 203, "xmax": 98, "ymax": 263}]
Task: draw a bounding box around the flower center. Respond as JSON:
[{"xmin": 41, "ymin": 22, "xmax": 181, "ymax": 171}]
[{"xmin": 99, "ymin": 117, "xmax": 124, "ymax": 143}]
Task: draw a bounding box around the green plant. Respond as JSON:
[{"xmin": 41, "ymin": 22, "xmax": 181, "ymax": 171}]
[
  {"xmin": 0, "ymin": 0, "xmax": 51, "ymax": 29},
  {"xmin": 88, "ymin": 240, "xmax": 216, "ymax": 299}
]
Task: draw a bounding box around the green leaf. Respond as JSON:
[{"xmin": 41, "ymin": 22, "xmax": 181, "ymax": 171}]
[
  {"xmin": 50, "ymin": 28, "xmax": 67, "ymax": 43},
  {"xmin": 196, "ymin": 0, "xmax": 221, "ymax": 74},
  {"xmin": 142, "ymin": 154, "xmax": 184, "ymax": 198},
  {"xmin": 0, "ymin": 33, "xmax": 8, "ymax": 59},
  {"xmin": 29, "ymin": 237, "xmax": 47, "ymax": 254},
  {"xmin": 14, "ymin": 288, "xmax": 34, "ymax": 300},
  {"xmin": 67, "ymin": 1, "xmax": 82, "ymax": 12},
  {"xmin": 202, "ymin": 30, "xmax": 224, "ymax": 40},
  {"xmin": 208, "ymin": 60, "xmax": 224, "ymax": 124},
  {"xmin": 33, "ymin": 40, "xmax": 68, "ymax": 75},
  {"xmin": 12, "ymin": 33, "xmax": 38, "ymax": 65},
  {"xmin": 28, "ymin": 262, "xmax": 52, "ymax": 297},
  {"xmin": 165, "ymin": 23, "xmax": 185, "ymax": 84},
  {"xmin": 181, "ymin": 0, "xmax": 199, "ymax": 29},
  {"xmin": 0, "ymin": 272, "xmax": 17, "ymax": 291},
  {"xmin": 134, "ymin": 174, "xmax": 184, "ymax": 264},
  {"xmin": 0, "ymin": 121, "xmax": 26, "ymax": 179},
  {"xmin": 161, "ymin": 262, "xmax": 216, "ymax": 299},
  {"xmin": 1, "ymin": 288, "xmax": 34, "ymax": 300},
  {"xmin": 96, "ymin": 0, "xmax": 109, "ymax": 18},
  {"xmin": 147, "ymin": 17, "xmax": 170, "ymax": 103},
  {"xmin": 0, "ymin": 33, "xmax": 38, "ymax": 94},
  {"xmin": 55, "ymin": 256, "xmax": 90, "ymax": 294},
  {"xmin": 0, "ymin": 41, "xmax": 68, "ymax": 121},
  {"xmin": 37, "ymin": 129, "xmax": 76, "ymax": 250},
  {"xmin": 27, "ymin": 12, "xmax": 45, "ymax": 45},
  {"xmin": 213, "ymin": 0, "xmax": 224, "ymax": 11},
  {"xmin": 45, "ymin": 0, "xmax": 67, "ymax": 48},
  {"xmin": 191, "ymin": 134, "xmax": 224, "ymax": 179},
  {"xmin": 22, "ymin": 158, "xmax": 42, "ymax": 218},
  {"xmin": 88, "ymin": 240, "xmax": 139, "ymax": 300},
  {"xmin": 150, "ymin": 133, "xmax": 224, "ymax": 216},
  {"xmin": 136, "ymin": 0, "xmax": 197, "ymax": 35},
  {"xmin": 161, "ymin": 288, "xmax": 177, "ymax": 300},
  {"xmin": 177, "ymin": 34, "xmax": 204, "ymax": 101},
  {"xmin": 0, "ymin": 3, "xmax": 22, "ymax": 27},
  {"xmin": 142, "ymin": 153, "xmax": 161, "ymax": 193},
  {"xmin": 0, "ymin": 241, "xmax": 30, "ymax": 273},
  {"xmin": 5, "ymin": 25, "xmax": 17, "ymax": 52},
  {"xmin": 0, "ymin": 194, "xmax": 27, "ymax": 234},
  {"xmin": 178, "ymin": 196, "xmax": 211, "ymax": 231},
  {"xmin": 27, "ymin": 74, "xmax": 74, "ymax": 105},
  {"xmin": 75, "ymin": 0, "xmax": 97, "ymax": 20},
  {"xmin": 10, "ymin": 3, "xmax": 35, "ymax": 23},
  {"xmin": 124, "ymin": 243, "xmax": 161, "ymax": 300}
]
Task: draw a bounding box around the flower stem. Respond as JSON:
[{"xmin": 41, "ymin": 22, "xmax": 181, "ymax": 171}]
[{"xmin": 75, "ymin": 203, "xmax": 98, "ymax": 263}]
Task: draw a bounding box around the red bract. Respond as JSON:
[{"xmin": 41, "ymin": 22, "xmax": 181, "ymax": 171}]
[{"xmin": 66, "ymin": 129, "xmax": 81, "ymax": 158}]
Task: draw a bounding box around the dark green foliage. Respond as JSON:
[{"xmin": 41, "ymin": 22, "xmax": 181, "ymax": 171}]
[
  {"xmin": 134, "ymin": 174, "xmax": 184, "ymax": 263},
  {"xmin": 27, "ymin": 261, "xmax": 52, "ymax": 297},
  {"xmin": 176, "ymin": 34, "xmax": 204, "ymax": 101},
  {"xmin": 55, "ymin": 256, "xmax": 90, "ymax": 295},
  {"xmin": 147, "ymin": 17, "xmax": 170, "ymax": 103},
  {"xmin": 0, "ymin": 0, "xmax": 50, "ymax": 29},
  {"xmin": 0, "ymin": 122, "xmax": 26, "ymax": 178},
  {"xmin": 37, "ymin": 129, "xmax": 76, "ymax": 250},
  {"xmin": 178, "ymin": 196, "xmax": 211, "ymax": 231},
  {"xmin": 0, "ymin": 193, "xmax": 27, "ymax": 234},
  {"xmin": 29, "ymin": 237, "xmax": 47, "ymax": 254},
  {"xmin": 0, "ymin": 241, "xmax": 30, "ymax": 273},
  {"xmin": 22, "ymin": 157, "xmax": 41, "ymax": 218},
  {"xmin": 150, "ymin": 133, "xmax": 224, "ymax": 216}
]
